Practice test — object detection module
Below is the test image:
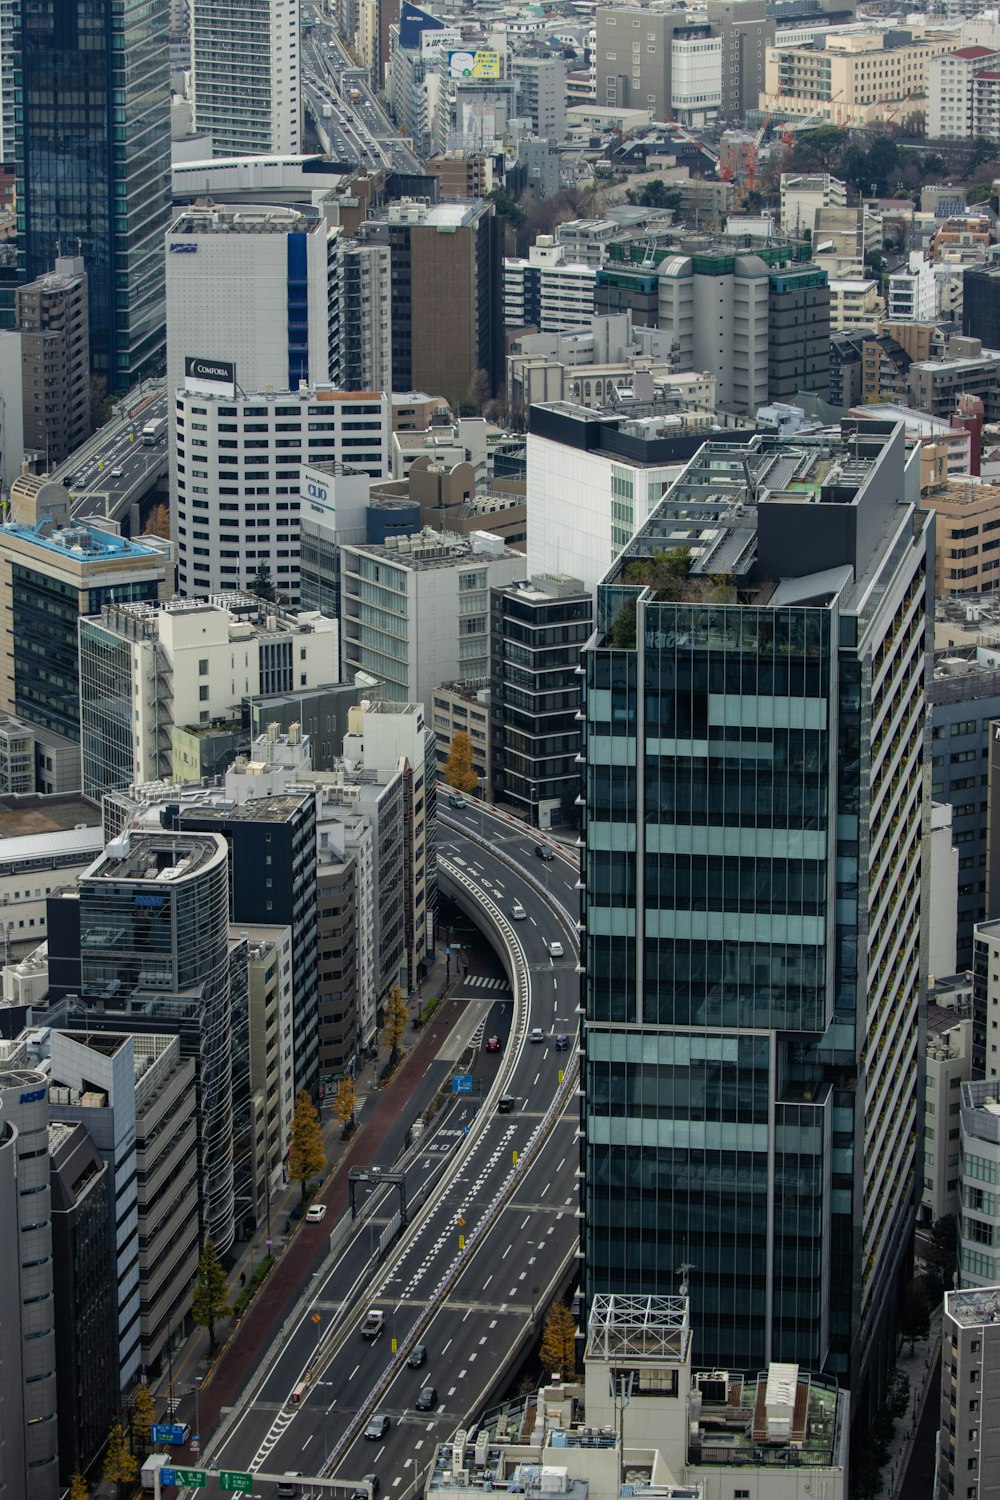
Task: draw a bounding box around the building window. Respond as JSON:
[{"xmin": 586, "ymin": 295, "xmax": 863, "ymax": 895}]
[{"xmin": 199, "ymin": 658, "xmax": 209, "ymax": 675}]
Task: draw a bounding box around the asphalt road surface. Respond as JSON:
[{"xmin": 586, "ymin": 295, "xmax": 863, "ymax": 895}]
[{"xmin": 201, "ymin": 812, "xmax": 580, "ymax": 1496}]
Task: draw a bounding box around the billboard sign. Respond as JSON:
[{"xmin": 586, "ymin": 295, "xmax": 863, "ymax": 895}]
[
  {"xmin": 448, "ymin": 49, "xmax": 501, "ymax": 79},
  {"xmin": 421, "ymin": 25, "xmax": 461, "ymax": 54},
  {"xmin": 399, "ymin": 1, "xmax": 445, "ymax": 49},
  {"xmin": 184, "ymin": 356, "xmax": 236, "ymax": 398},
  {"xmin": 301, "ymin": 463, "xmax": 335, "ymax": 517}
]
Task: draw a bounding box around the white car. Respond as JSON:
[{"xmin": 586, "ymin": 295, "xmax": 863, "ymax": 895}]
[
  {"xmin": 511, "ymin": 903, "xmax": 526, "ymax": 920},
  {"xmin": 306, "ymin": 1203, "xmax": 327, "ymax": 1223},
  {"xmin": 548, "ymin": 940, "xmax": 564, "ymax": 957},
  {"xmin": 529, "ymin": 1027, "xmax": 545, "ymax": 1043}
]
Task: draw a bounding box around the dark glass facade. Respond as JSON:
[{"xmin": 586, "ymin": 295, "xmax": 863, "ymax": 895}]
[
  {"xmin": 77, "ymin": 834, "xmax": 237, "ymax": 1253},
  {"xmin": 50, "ymin": 1127, "xmax": 117, "ymax": 1484},
  {"xmin": 490, "ymin": 580, "xmax": 592, "ymax": 825},
  {"xmin": 15, "ymin": 0, "xmax": 170, "ymax": 388},
  {"xmin": 584, "ymin": 603, "xmax": 835, "ymax": 1372},
  {"xmin": 582, "ymin": 425, "xmax": 934, "ymax": 1418},
  {"xmin": 11, "ymin": 562, "xmax": 160, "ymax": 741}
]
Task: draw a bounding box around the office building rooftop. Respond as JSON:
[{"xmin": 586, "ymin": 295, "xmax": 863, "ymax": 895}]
[
  {"xmin": 600, "ymin": 420, "xmax": 912, "ymax": 616},
  {"xmin": 168, "ymin": 203, "xmax": 314, "ymax": 235},
  {"xmin": 87, "ymin": 830, "xmax": 226, "ymax": 883},
  {"xmin": 947, "ymin": 1287, "xmax": 1000, "ymax": 1327},
  {"xmin": 1, "ymin": 518, "xmax": 163, "ymax": 562}
]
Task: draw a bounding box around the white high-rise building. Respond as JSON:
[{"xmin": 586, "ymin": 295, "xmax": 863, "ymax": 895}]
[
  {"xmin": 172, "ymin": 382, "xmax": 389, "ymax": 597},
  {"xmin": 503, "ymin": 239, "xmax": 596, "ymax": 333},
  {"xmin": 191, "ymin": 0, "xmax": 301, "ymax": 156},
  {"xmin": 166, "ymin": 205, "xmax": 391, "ymax": 398}
]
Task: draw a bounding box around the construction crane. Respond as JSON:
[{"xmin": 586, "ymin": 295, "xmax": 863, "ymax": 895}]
[
  {"xmin": 780, "ymin": 91, "xmax": 845, "ymax": 147},
  {"xmin": 881, "ymin": 89, "xmax": 922, "ymax": 125},
  {"xmin": 743, "ymin": 96, "xmax": 779, "ymax": 196}
]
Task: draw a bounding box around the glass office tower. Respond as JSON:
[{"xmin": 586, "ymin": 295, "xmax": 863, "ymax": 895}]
[
  {"xmin": 15, "ymin": 0, "xmax": 170, "ymax": 388},
  {"xmin": 77, "ymin": 830, "xmax": 236, "ymax": 1254},
  {"xmin": 582, "ymin": 420, "xmax": 933, "ymax": 1415}
]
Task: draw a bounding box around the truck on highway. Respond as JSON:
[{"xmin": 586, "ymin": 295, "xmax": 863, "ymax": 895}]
[
  {"xmin": 360, "ymin": 1308, "xmax": 384, "ymax": 1340},
  {"xmin": 141, "ymin": 1454, "xmax": 171, "ymax": 1493},
  {"xmin": 142, "ymin": 417, "xmax": 167, "ymax": 445},
  {"xmin": 349, "ymin": 87, "xmax": 361, "ymax": 103},
  {"xmin": 323, "ymin": 101, "xmax": 333, "ymax": 117}
]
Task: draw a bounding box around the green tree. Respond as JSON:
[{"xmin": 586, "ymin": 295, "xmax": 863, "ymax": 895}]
[
  {"xmin": 898, "ymin": 1277, "xmax": 931, "ymax": 1354},
  {"xmin": 625, "ymin": 178, "xmax": 681, "ymax": 210},
  {"xmin": 251, "ymin": 563, "xmax": 276, "ymax": 601},
  {"xmin": 130, "ymin": 1381, "xmax": 156, "ymax": 1456},
  {"xmin": 621, "ymin": 546, "xmax": 694, "ymax": 599},
  {"xmin": 609, "ymin": 599, "xmax": 637, "ymax": 649},
  {"xmin": 487, "ymin": 186, "xmax": 526, "ymax": 233},
  {"xmin": 444, "ymin": 730, "xmax": 479, "ymax": 793},
  {"xmin": 288, "ymin": 1088, "xmax": 326, "ymax": 1201},
  {"xmin": 191, "ymin": 1238, "xmax": 232, "ymax": 1353},
  {"xmin": 539, "ymin": 1300, "xmax": 577, "ymax": 1377},
  {"xmin": 971, "ymin": 136, "xmax": 996, "ymax": 169},
  {"xmin": 102, "ymin": 1421, "xmax": 139, "ymax": 1500},
  {"xmin": 382, "ymin": 983, "xmax": 409, "ymax": 1063},
  {"xmin": 332, "ymin": 1075, "xmax": 357, "ymax": 1135},
  {"xmin": 69, "ymin": 1474, "xmax": 89, "ymax": 1500}
]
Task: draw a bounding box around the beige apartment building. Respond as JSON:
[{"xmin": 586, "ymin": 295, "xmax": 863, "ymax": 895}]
[
  {"xmin": 920, "ymin": 476, "xmax": 1000, "ymax": 595},
  {"xmin": 764, "ymin": 28, "xmax": 962, "ymax": 125},
  {"xmin": 829, "ymin": 277, "xmax": 883, "ymax": 329}
]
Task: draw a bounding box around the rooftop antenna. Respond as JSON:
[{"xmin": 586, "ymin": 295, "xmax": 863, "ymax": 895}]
[{"xmin": 676, "ymin": 1260, "xmax": 694, "ymax": 1298}]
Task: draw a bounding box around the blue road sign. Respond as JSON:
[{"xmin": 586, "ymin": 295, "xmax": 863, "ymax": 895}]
[
  {"xmin": 150, "ymin": 1423, "xmax": 188, "ymax": 1445},
  {"xmin": 452, "ymin": 1074, "xmax": 473, "ymax": 1093}
]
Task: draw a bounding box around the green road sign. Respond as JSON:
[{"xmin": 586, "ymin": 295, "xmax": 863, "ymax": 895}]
[
  {"xmin": 220, "ymin": 1474, "xmax": 253, "ymax": 1493},
  {"xmin": 172, "ymin": 1470, "xmax": 206, "ymax": 1488}
]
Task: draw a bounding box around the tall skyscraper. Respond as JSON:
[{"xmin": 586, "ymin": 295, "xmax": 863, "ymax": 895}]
[
  {"xmin": 15, "ymin": 0, "xmax": 171, "ymax": 389},
  {"xmin": 190, "ymin": 0, "xmax": 300, "ymax": 156},
  {"xmin": 582, "ymin": 420, "xmax": 933, "ymax": 1416}
]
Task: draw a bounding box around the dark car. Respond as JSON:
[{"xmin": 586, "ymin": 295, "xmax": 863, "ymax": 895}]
[
  {"xmin": 415, "ymin": 1386, "xmax": 439, "ymax": 1411},
  {"xmin": 364, "ymin": 1414, "xmax": 391, "ymax": 1440},
  {"xmin": 555, "ymin": 1033, "xmax": 570, "ymax": 1051},
  {"xmin": 352, "ymin": 1476, "xmax": 380, "ymax": 1500},
  {"xmin": 407, "ymin": 1343, "xmax": 427, "ymax": 1368},
  {"xmin": 534, "ymin": 844, "xmax": 555, "ymax": 861},
  {"xmin": 498, "ymin": 1094, "xmax": 516, "ymax": 1113},
  {"xmin": 485, "ymin": 1034, "xmax": 502, "ymax": 1052}
]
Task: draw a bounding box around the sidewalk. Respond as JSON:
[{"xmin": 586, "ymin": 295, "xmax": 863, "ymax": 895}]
[
  {"xmin": 150, "ymin": 945, "xmax": 456, "ymax": 1432},
  {"xmin": 877, "ymin": 1306, "xmax": 942, "ymax": 1500}
]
